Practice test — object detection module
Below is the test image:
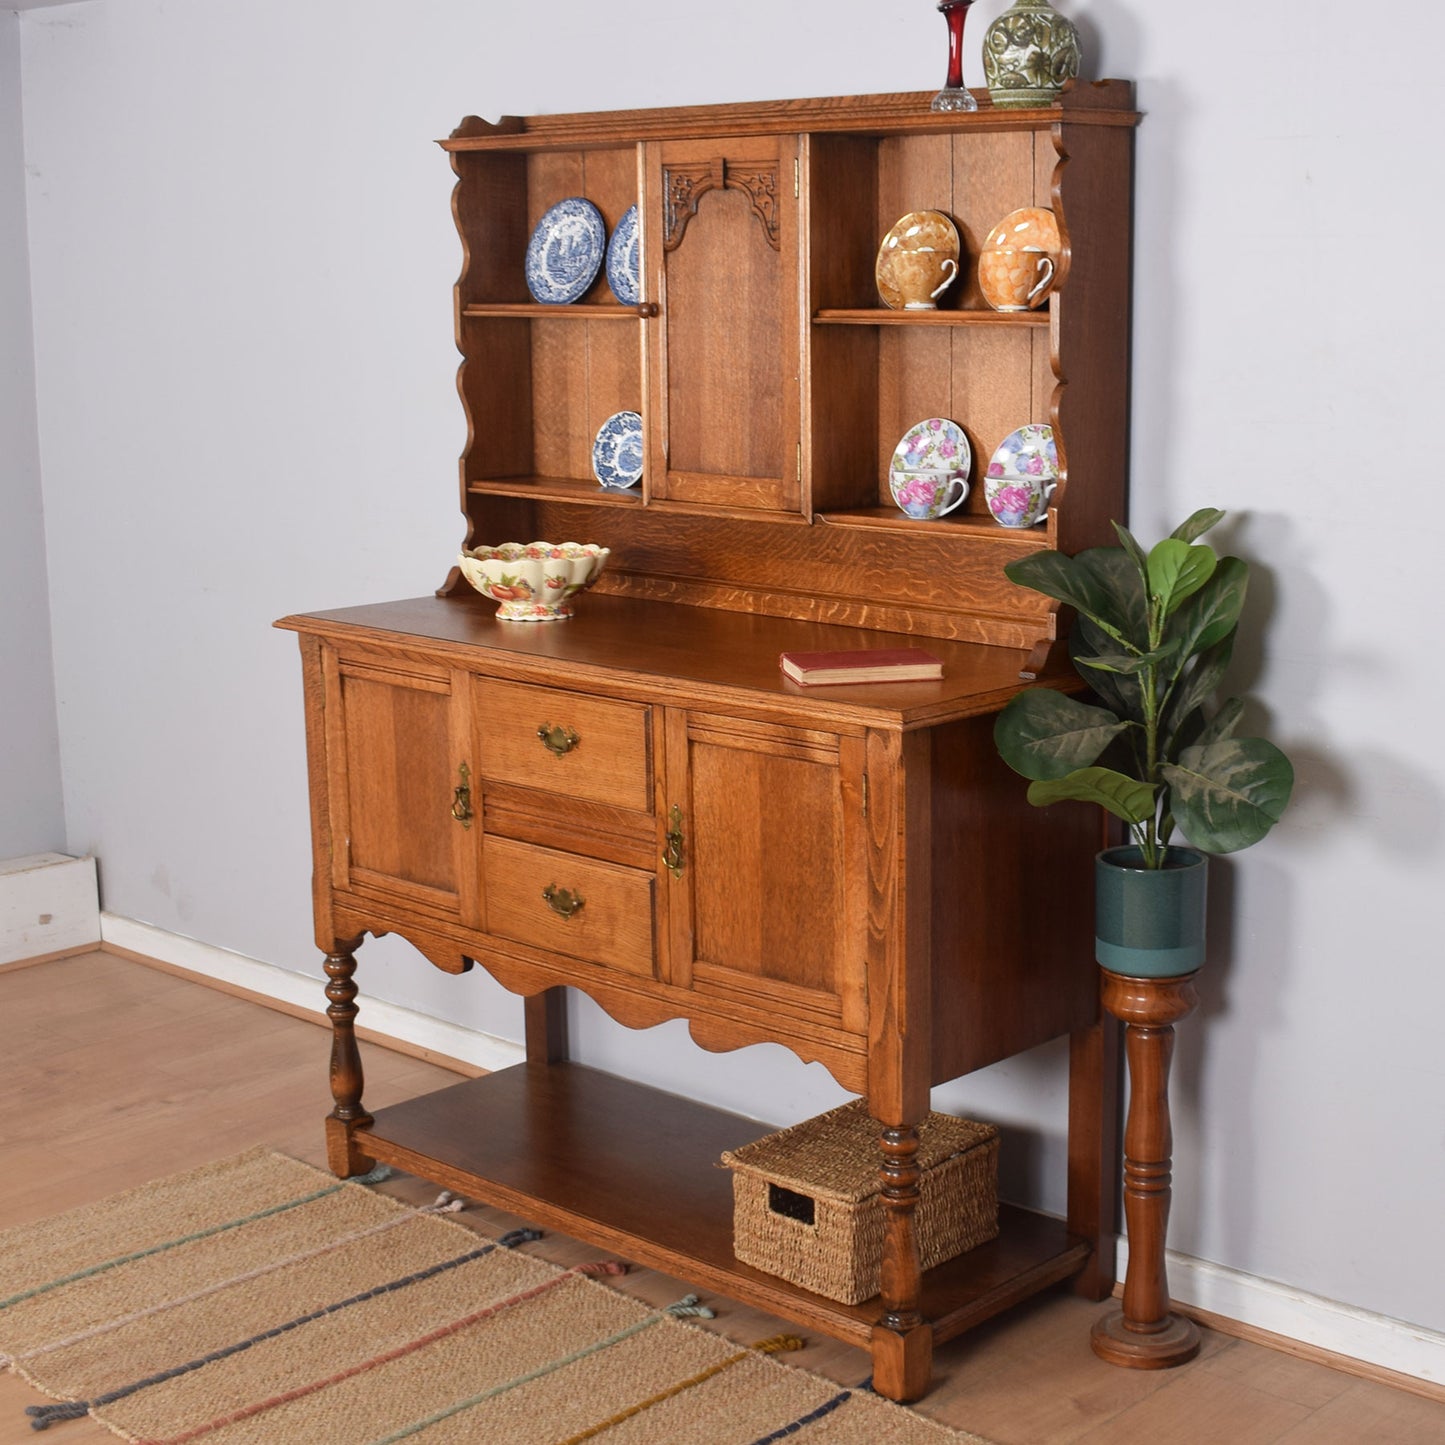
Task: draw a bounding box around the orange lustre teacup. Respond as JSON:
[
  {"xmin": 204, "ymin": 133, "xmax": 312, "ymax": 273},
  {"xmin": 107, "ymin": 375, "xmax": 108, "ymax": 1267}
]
[
  {"xmin": 978, "ymin": 247, "xmax": 1056, "ymax": 312},
  {"xmin": 892, "ymin": 249, "xmax": 960, "ymax": 310}
]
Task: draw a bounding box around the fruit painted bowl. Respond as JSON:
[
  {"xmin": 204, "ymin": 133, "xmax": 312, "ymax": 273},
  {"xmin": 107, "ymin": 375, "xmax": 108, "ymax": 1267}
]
[{"xmin": 457, "ymin": 541, "xmax": 610, "ymax": 621}]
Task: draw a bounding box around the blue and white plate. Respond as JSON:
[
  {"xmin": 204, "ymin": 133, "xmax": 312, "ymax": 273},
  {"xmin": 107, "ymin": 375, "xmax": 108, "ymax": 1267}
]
[
  {"xmin": 525, "ymin": 197, "xmax": 605, "ymax": 305},
  {"xmin": 606, "ymin": 204, "xmax": 641, "ymax": 306},
  {"xmin": 591, "ymin": 411, "xmax": 644, "ymax": 489}
]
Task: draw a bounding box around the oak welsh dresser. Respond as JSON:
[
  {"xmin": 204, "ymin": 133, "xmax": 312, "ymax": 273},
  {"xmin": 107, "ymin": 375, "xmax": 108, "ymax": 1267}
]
[{"xmin": 277, "ymin": 82, "xmax": 1138, "ymax": 1400}]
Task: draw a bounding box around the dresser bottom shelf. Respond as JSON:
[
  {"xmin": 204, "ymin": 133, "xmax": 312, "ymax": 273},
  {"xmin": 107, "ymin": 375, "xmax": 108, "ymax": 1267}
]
[{"xmin": 347, "ymin": 1061, "xmax": 1091, "ymax": 1350}]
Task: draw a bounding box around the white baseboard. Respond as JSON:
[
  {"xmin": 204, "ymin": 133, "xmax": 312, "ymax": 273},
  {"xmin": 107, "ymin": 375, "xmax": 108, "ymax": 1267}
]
[
  {"xmin": 93, "ymin": 912, "xmax": 1442, "ymax": 1392},
  {"xmin": 0, "ymin": 853, "xmax": 100, "ymax": 964},
  {"xmin": 1119, "ymin": 1232, "xmax": 1443, "ymax": 1389},
  {"xmin": 98, "ymin": 912, "xmax": 524, "ymax": 1075}
]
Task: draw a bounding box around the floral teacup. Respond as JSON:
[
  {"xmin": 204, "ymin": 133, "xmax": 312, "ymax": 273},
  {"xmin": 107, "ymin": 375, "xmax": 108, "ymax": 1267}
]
[
  {"xmin": 889, "ymin": 468, "xmax": 968, "ymax": 520},
  {"xmin": 984, "ymin": 474, "xmax": 1054, "ymax": 528}
]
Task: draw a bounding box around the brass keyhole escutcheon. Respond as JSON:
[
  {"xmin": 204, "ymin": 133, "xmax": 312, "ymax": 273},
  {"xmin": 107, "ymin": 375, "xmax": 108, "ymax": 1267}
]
[
  {"xmin": 663, "ymin": 804, "xmax": 685, "ymax": 879},
  {"xmin": 542, "ymin": 884, "xmax": 585, "ymax": 919},
  {"xmin": 537, "ymin": 722, "xmax": 580, "ymax": 757},
  {"xmin": 450, "ymin": 761, "xmax": 473, "ymax": 828}
]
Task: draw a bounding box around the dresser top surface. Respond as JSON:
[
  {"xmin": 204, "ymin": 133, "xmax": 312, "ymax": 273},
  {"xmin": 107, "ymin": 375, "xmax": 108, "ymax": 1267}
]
[{"xmin": 276, "ymin": 593, "xmax": 1058, "ymax": 726}]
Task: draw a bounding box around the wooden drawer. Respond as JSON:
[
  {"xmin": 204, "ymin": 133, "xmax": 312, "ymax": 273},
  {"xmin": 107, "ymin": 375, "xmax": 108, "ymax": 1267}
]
[
  {"xmin": 474, "ymin": 678, "xmax": 652, "ymax": 812},
  {"xmin": 482, "ymin": 835, "xmax": 655, "ymax": 978}
]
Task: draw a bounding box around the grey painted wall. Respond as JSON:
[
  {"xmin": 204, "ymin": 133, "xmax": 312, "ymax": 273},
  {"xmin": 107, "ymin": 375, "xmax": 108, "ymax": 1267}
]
[
  {"xmin": 0, "ymin": 9, "xmax": 64, "ymax": 860},
  {"xmin": 14, "ymin": 0, "xmax": 1445, "ymax": 1341}
]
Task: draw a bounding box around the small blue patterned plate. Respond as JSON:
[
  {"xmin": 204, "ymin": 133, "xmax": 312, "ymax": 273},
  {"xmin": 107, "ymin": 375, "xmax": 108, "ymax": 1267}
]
[
  {"xmin": 606, "ymin": 204, "xmax": 641, "ymax": 306},
  {"xmin": 525, "ymin": 197, "xmax": 605, "ymax": 305},
  {"xmin": 591, "ymin": 411, "xmax": 644, "ymax": 489}
]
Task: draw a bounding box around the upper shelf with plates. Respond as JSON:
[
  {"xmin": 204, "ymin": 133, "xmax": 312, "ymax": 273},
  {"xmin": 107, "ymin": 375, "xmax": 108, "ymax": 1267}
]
[{"xmin": 438, "ymin": 85, "xmax": 1138, "ymax": 652}]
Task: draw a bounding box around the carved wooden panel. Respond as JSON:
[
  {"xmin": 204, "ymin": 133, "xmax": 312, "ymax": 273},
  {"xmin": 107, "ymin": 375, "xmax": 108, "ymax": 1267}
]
[{"xmin": 663, "ymin": 157, "xmax": 781, "ymax": 252}]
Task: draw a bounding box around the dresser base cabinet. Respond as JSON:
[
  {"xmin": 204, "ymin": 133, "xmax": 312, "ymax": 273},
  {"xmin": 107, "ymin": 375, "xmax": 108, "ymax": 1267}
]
[{"xmin": 279, "ymin": 594, "xmax": 1121, "ymax": 1401}]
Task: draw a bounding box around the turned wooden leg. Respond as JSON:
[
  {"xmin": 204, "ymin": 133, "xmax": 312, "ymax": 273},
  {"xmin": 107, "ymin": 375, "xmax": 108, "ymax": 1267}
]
[
  {"xmin": 872, "ymin": 1122, "xmax": 934, "ymax": 1401},
  {"xmin": 1091, "ymin": 968, "xmax": 1201, "ymax": 1368},
  {"xmin": 323, "ymin": 936, "xmax": 376, "ymax": 1178}
]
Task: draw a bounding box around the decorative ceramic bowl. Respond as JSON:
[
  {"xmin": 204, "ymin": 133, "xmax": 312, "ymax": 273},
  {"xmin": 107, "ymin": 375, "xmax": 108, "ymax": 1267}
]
[{"xmin": 457, "ymin": 541, "xmax": 610, "ymax": 621}]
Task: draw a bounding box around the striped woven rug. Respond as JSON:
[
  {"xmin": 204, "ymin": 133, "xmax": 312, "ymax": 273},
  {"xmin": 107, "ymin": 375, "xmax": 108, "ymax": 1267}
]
[{"xmin": 0, "ymin": 1149, "xmax": 988, "ymax": 1444}]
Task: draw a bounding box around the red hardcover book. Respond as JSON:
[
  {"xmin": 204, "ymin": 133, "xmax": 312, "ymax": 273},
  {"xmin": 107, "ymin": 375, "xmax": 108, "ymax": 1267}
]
[{"xmin": 779, "ymin": 648, "xmax": 943, "ymax": 686}]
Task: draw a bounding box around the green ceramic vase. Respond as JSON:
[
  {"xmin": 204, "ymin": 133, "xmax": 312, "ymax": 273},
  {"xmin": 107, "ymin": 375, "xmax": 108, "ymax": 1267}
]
[
  {"xmin": 982, "ymin": 0, "xmax": 1082, "ymax": 110},
  {"xmin": 1094, "ymin": 846, "xmax": 1208, "ymax": 978}
]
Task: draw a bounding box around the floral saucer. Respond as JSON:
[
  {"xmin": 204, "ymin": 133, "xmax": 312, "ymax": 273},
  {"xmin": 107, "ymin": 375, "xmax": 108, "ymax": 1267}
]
[
  {"xmin": 525, "ymin": 197, "xmax": 605, "ymax": 305},
  {"xmin": 591, "ymin": 410, "xmax": 644, "ymax": 489},
  {"xmin": 890, "ymin": 417, "xmax": 972, "ymax": 479},
  {"xmin": 606, "ymin": 204, "xmax": 640, "ymax": 306},
  {"xmin": 986, "ymin": 423, "xmax": 1057, "ymax": 481}
]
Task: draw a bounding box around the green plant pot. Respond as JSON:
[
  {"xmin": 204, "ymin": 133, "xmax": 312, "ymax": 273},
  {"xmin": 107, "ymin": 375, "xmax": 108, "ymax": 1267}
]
[{"xmin": 1094, "ymin": 846, "xmax": 1208, "ymax": 978}]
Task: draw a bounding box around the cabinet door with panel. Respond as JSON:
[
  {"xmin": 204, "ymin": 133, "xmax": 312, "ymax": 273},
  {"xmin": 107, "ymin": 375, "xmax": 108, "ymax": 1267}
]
[
  {"xmin": 319, "ymin": 646, "xmax": 475, "ymax": 924},
  {"xmin": 643, "ymin": 134, "xmax": 801, "ymax": 512},
  {"xmin": 662, "ymin": 709, "xmax": 869, "ymax": 1037}
]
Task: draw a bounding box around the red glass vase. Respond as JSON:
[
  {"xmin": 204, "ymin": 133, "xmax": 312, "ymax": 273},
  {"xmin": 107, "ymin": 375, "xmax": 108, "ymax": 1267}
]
[{"xmin": 932, "ymin": 0, "xmax": 977, "ymax": 113}]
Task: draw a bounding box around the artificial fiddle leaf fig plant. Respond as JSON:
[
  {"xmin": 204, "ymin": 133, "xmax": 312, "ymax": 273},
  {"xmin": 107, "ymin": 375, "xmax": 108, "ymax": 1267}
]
[{"xmin": 993, "ymin": 508, "xmax": 1294, "ymax": 868}]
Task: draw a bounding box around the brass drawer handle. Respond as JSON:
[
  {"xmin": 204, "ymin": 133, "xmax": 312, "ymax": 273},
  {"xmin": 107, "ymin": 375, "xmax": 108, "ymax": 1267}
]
[
  {"xmin": 663, "ymin": 804, "xmax": 685, "ymax": 879},
  {"xmin": 542, "ymin": 884, "xmax": 585, "ymax": 919},
  {"xmin": 537, "ymin": 722, "xmax": 580, "ymax": 757},
  {"xmin": 450, "ymin": 761, "xmax": 473, "ymax": 828}
]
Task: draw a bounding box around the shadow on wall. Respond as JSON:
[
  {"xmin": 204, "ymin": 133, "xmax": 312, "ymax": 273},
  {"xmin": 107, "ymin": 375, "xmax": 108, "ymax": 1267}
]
[{"xmin": 1168, "ymin": 509, "xmax": 1444, "ymax": 1271}]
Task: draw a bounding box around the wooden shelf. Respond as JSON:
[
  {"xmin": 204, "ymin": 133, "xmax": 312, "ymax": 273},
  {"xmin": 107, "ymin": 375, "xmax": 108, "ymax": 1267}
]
[
  {"xmin": 467, "ymin": 475, "xmax": 642, "ymax": 505},
  {"xmin": 817, "ymin": 507, "xmax": 1053, "ymax": 544},
  {"xmin": 461, "ymin": 303, "xmax": 641, "ymax": 320},
  {"xmin": 357, "ymin": 1062, "xmax": 1091, "ymax": 1348},
  {"xmin": 814, "ymin": 308, "xmax": 1049, "ymax": 328}
]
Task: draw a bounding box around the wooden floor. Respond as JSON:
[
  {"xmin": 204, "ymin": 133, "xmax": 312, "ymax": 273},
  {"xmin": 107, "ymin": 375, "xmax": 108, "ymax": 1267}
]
[{"xmin": 2, "ymin": 951, "xmax": 1441, "ymax": 1445}]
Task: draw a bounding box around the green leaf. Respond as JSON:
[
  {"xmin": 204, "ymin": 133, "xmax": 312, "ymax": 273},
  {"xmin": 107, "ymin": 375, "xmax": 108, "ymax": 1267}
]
[
  {"xmin": 1077, "ymin": 640, "xmax": 1180, "ymax": 676},
  {"xmin": 1071, "ymin": 615, "xmax": 1141, "ymax": 719},
  {"xmin": 1073, "ymin": 547, "xmax": 1150, "ymax": 648},
  {"xmin": 993, "ymin": 689, "xmax": 1127, "ymax": 781},
  {"xmin": 1165, "ymin": 556, "xmax": 1248, "ymax": 658},
  {"xmin": 1192, "ymin": 696, "xmax": 1245, "ymax": 747},
  {"xmin": 1026, "ymin": 767, "xmax": 1156, "ymax": 826},
  {"xmin": 1161, "ymin": 737, "xmax": 1294, "ymax": 853},
  {"xmin": 1003, "ymin": 551, "xmax": 1131, "ymax": 647},
  {"xmin": 1160, "ymin": 630, "xmax": 1235, "ymax": 746},
  {"xmin": 1111, "ymin": 521, "xmax": 1151, "ymax": 588},
  {"xmin": 1147, "ymin": 538, "xmax": 1217, "ymax": 619},
  {"xmin": 1171, "ymin": 507, "xmax": 1226, "ymax": 544}
]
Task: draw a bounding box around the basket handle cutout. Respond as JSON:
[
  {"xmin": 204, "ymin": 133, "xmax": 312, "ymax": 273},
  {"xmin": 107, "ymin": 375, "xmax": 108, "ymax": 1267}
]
[{"xmin": 767, "ymin": 1183, "xmax": 816, "ymax": 1227}]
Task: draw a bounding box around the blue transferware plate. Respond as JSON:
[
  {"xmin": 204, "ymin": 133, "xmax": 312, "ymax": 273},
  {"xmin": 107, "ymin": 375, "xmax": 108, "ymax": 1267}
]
[
  {"xmin": 606, "ymin": 204, "xmax": 641, "ymax": 306},
  {"xmin": 592, "ymin": 411, "xmax": 644, "ymax": 489},
  {"xmin": 525, "ymin": 197, "xmax": 605, "ymax": 305}
]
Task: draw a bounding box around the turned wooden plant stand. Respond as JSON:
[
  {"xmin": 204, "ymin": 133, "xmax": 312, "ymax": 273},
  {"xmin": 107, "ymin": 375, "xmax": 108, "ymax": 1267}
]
[{"xmin": 1091, "ymin": 968, "xmax": 1202, "ymax": 1367}]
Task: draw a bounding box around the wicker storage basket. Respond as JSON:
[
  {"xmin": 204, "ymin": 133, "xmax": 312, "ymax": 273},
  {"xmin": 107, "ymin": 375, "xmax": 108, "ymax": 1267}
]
[{"xmin": 721, "ymin": 1100, "xmax": 999, "ymax": 1305}]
